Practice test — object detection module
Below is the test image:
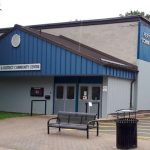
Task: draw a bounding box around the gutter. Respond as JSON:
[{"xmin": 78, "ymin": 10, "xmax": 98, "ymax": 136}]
[{"xmin": 130, "ymin": 79, "xmax": 136, "ymax": 109}]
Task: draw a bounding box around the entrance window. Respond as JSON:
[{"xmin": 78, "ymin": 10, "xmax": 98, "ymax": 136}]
[
  {"xmin": 92, "ymin": 87, "xmax": 100, "ymax": 100},
  {"xmin": 67, "ymin": 86, "xmax": 75, "ymax": 99},
  {"xmin": 56, "ymin": 86, "xmax": 64, "ymax": 99},
  {"xmin": 80, "ymin": 86, "xmax": 88, "ymax": 100}
]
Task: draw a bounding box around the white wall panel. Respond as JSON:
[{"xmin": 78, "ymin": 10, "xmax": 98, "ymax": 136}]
[
  {"xmin": 137, "ymin": 60, "xmax": 150, "ymax": 110},
  {"xmin": 0, "ymin": 77, "xmax": 54, "ymax": 114},
  {"xmin": 107, "ymin": 77, "xmax": 131, "ymax": 114}
]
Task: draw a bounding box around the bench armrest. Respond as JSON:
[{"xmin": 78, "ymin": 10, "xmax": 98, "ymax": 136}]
[
  {"xmin": 47, "ymin": 117, "xmax": 59, "ymax": 124},
  {"xmin": 87, "ymin": 120, "xmax": 99, "ymax": 127}
]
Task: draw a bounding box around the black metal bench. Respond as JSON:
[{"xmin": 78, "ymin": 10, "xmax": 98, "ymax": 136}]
[{"xmin": 47, "ymin": 111, "xmax": 99, "ymax": 139}]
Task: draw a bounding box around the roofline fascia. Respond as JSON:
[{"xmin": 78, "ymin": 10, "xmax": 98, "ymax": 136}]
[{"xmin": 0, "ymin": 15, "xmax": 143, "ymax": 33}]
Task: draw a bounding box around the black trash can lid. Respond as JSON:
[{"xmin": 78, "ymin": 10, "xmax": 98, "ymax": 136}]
[
  {"xmin": 116, "ymin": 109, "xmax": 135, "ymax": 113},
  {"xmin": 116, "ymin": 109, "xmax": 137, "ymax": 119}
]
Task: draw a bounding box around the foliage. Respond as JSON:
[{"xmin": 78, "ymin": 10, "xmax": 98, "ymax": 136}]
[{"xmin": 120, "ymin": 10, "xmax": 150, "ymax": 20}]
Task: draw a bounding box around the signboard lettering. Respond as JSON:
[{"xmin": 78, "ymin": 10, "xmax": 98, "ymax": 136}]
[
  {"xmin": 142, "ymin": 32, "xmax": 150, "ymax": 46},
  {"xmin": 0, "ymin": 63, "xmax": 41, "ymax": 71}
]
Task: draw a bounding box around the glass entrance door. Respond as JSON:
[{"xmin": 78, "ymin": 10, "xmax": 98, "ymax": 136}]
[
  {"xmin": 54, "ymin": 84, "xmax": 76, "ymax": 113},
  {"xmin": 54, "ymin": 83, "xmax": 102, "ymax": 116},
  {"xmin": 78, "ymin": 84, "xmax": 102, "ymax": 116}
]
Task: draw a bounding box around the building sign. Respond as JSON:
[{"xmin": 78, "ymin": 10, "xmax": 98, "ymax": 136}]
[
  {"xmin": 142, "ymin": 32, "xmax": 150, "ymax": 46},
  {"xmin": 103, "ymin": 86, "xmax": 108, "ymax": 92},
  {"xmin": 0, "ymin": 63, "xmax": 41, "ymax": 71}
]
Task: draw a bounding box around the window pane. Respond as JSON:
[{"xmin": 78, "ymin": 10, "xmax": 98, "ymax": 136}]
[
  {"xmin": 80, "ymin": 86, "xmax": 88, "ymax": 100},
  {"xmin": 67, "ymin": 86, "xmax": 75, "ymax": 99},
  {"xmin": 56, "ymin": 86, "xmax": 64, "ymax": 99},
  {"xmin": 92, "ymin": 87, "xmax": 100, "ymax": 100}
]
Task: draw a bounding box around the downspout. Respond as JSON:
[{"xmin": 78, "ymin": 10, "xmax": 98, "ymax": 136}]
[
  {"xmin": 130, "ymin": 79, "xmax": 136, "ymax": 109},
  {"xmin": 130, "ymin": 18, "xmax": 140, "ymax": 109}
]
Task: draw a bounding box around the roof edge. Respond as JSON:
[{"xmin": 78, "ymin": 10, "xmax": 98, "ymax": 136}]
[{"xmin": 0, "ymin": 15, "xmax": 143, "ymax": 33}]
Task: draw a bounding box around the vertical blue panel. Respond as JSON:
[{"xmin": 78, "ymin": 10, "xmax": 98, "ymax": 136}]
[
  {"xmin": 86, "ymin": 60, "xmax": 92, "ymax": 74},
  {"xmin": 15, "ymin": 30, "xmax": 20, "ymax": 63},
  {"xmin": 110, "ymin": 68, "xmax": 113, "ymax": 76},
  {"xmin": 51, "ymin": 45, "xmax": 56, "ymax": 74},
  {"xmin": 28, "ymin": 35, "xmax": 33, "ymax": 63},
  {"xmin": 5, "ymin": 33, "xmax": 12, "ymax": 64},
  {"xmin": 81, "ymin": 57, "xmax": 87, "ymax": 74},
  {"xmin": 33, "ymin": 37, "xmax": 38, "ymax": 63},
  {"xmin": 60, "ymin": 48, "xmax": 66, "ymax": 75},
  {"xmin": 76, "ymin": 56, "xmax": 81, "ymax": 74},
  {"xmin": 32, "ymin": 36, "xmax": 38, "ymax": 76},
  {"xmin": 46, "ymin": 44, "xmax": 52, "ymax": 74},
  {"xmin": 20, "ymin": 32, "xmax": 25, "ymax": 64},
  {"xmin": 36, "ymin": 38, "xmax": 42, "ymax": 76},
  {"xmin": 119, "ymin": 70, "xmax": 123, "ymax": 78},
  {"xmin": 66, "ymin": 51, "xmax": 71, "ymax": 74},
  {"xmin": 98, "ymin": 65, "xmax": 104, "ymax": 75},
  {"xmin": 128, "ymin": 72, "xmax": 131, "ymax": 79},
  {"xmin": 24, "ymin": 33, "xmax": 29, "ymax": 63},
  {"xmin": 56, "ymin": 47, "xmax": 61, "ymax": 75},
  {"xmin": 18, "ymin": 31, "xmax": 24, "ymax": 76},
  {"xmin": 124, "ymin": 71, "xmax": 127, "ymax": 79},
  {"xmin": 92, "ymin": 62, "xmax": 98, "ymax": 74},
  {"xmin": 70, "ymin": 53, "xmax": 76, "ymax": 75},
  {"xmin": 118, "ymin": 70, "xmax": 121, "ymax": 78},
  {"xmin": 106, "ymin": 67, "xmax": 109, "ymax": 76},
  {"xmin": 42, "ymin": 41, "xmax": 47, "ymax": 75}
]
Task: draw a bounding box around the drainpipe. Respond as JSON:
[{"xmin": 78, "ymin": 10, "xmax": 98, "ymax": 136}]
[{"xmin": 130, "ymin": 79, "xmax": 136, "ymax": 109}]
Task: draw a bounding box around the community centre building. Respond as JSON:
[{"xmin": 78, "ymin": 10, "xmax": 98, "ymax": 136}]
[{"xmin": 0, "ymin": 16, "xmax": 149, "ymax": 117}]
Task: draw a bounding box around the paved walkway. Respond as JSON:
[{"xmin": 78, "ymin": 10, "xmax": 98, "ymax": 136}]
[
  {"xmin": 0, "ymin": 116, "xmax": 150, "ymax": 150},
  {"xmin": 99, "ymin": 117, "xmax": 150, "ymax": 139}
]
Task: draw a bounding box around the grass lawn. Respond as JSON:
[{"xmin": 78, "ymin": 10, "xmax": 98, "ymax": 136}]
[{"xmin": 0, "ymin": 112, "xmax": 29, "ymax": 120}]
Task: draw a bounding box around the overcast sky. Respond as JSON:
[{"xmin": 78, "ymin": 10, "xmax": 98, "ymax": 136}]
[{"xmin": 0, "ymin": 0, "xmax": 150, "ymax": 28}]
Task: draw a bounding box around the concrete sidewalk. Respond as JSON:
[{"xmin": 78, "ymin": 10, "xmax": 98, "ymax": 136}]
[{"xmin": 0, "ymin": 116, "xmax": 149, "ymax": 150}]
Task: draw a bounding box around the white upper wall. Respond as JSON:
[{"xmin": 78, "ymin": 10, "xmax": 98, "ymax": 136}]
[
  {"xmin": 137, "ymin": 60, "xmax": 150, "ymax": 110},
  {"xmin": 42, "ymin": 22, "xmax": 138, "ymax": 64}
]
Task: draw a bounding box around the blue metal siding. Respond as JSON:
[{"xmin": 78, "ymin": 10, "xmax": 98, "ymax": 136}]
[
  {"xmin": 81, "ymin": 57, "xmax": 87, "ymax": 74},
  {"xmin": 71, "ymin": 53, "xmax": 76, "ymax": 75},
  {"xmin": 56, "ymin": 47, "xmax": 61, "ymax": 75},
  {"xmin": 138, "ymin": 21, "xmax": 150, "ymax": 62},
  {"xmin": 60, "ymin": 48, "xmax": 66, "ymax": 75},
  {"xmin": 0, "ymin": 28, "xmax": 136, "ymax": 79},
  {"xmin": 54, "ymin": 76, "xmax": 103, "ymax": 84}
]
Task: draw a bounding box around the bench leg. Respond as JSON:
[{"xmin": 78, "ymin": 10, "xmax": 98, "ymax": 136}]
[
  {"xmin": 59, "ymin": 127, "xmax": 61, "ymax": 132},
  {"xmin": 47, "ymin": 126, "xmax": 49, "ymax": 134},
  {"xmin": 97, "ymin": 122, "xmax": 99, "ymax": 136},
  {"xmin": 97, "ymin": 125, "xmax": 99, "ymax": 136},
  {"xmin": 87, "ymin": 128, "xmax": 89, "ymax": 139}
]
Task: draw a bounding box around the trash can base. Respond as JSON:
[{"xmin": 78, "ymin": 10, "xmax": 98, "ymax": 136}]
[{"xmin": 117, "ymin": 144, "xmax": 137, "ymax": 149}]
